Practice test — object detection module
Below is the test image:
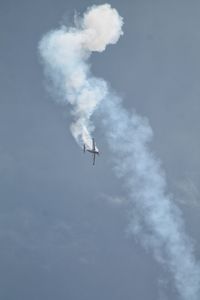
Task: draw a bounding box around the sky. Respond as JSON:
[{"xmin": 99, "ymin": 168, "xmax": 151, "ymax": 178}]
[{"xmin": 0, "ymin": 0, "xmax": 200, "ymax": 299}]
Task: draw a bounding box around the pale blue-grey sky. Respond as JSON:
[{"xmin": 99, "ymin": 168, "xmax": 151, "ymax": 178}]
[{"xmin": 0, "ymin": 1, "xmax": 200, "ymax": 299}]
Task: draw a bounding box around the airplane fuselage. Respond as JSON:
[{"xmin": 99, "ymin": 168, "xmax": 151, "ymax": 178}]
[{"xmin": 83, "ymin": 138, "xmax": 99, "ymax": 165}]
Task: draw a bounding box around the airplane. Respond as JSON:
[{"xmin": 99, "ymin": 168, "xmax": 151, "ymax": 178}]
[{"xmin": 83, "ymin": 138, "xmax": 99, "ymax": 165}]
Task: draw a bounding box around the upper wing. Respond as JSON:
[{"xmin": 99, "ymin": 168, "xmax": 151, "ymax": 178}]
[
  {"xmin": 93, "ymin": 153, "xmax": 96, "ymax": 165},
  {"xmin": 92, "ymin": 138, "xmax": 95, "ymax": 151}
]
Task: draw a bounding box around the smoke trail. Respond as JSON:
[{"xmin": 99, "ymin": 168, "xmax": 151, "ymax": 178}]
[
  {"xmin": 39, "ymin": 4, "xmax": 200, "ymax": 299},
  {"xmin": 39, "ymin": 4, "xmax": 123, "ymax": 148},
  {"xmin": 100, "ymin": 95, "xmax": 200, "ymax": 300}
]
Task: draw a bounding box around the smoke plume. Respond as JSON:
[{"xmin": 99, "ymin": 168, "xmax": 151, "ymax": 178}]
[
  {"xmin": 39, "ymin": 4, "xmax": 123, "ymax": 148},
  {"xmin": 39, "ymin": 4, "xmax": 200, "ymax": 299}
]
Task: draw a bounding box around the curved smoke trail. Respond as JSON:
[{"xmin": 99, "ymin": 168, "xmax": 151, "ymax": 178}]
[
  {"xmin": 39, "ymin": 4, "xmax": 123, "ymax": 149},
  {"xmin": 39, "ymin": 4, "xmax": 200, "ymax": 299}
]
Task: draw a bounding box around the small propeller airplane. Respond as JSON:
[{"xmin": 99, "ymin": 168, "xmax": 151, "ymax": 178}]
[{"xmin": 83, "ymin": 138, "xmax": 99, "ymax": 165}]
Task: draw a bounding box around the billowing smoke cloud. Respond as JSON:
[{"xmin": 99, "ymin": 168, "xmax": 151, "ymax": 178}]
[
  {"xmin": 39, "ymin": 4, "xmax": 200, "ymax": 299},
  {"xmin": 39, "ymin": 4, "xmax": 123, "ymax": 148}
]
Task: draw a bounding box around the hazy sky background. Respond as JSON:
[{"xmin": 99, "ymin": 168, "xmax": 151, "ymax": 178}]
[{"xmin": 0, "ymin": 0, "xmax": 200, "ymax": 299}]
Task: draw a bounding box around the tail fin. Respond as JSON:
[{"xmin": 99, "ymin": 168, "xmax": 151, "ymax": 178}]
[{"xmin": 92, "ymin": 138, "xmax": 95, "ymax": 150}]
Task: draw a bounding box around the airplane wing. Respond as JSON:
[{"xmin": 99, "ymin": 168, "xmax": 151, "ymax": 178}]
[
  {"xmin": 92, "ymin": 138, "xmax": 95, "ymax": 151},
  {"xmin": 93, "ymin": 153, "xmax": 96, "ymax": 165}
]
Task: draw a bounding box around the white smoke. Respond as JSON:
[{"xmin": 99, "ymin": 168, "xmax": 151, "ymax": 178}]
[
  {"xmin": 100, "ymin": 95, "xmax": 200, "ymax": 300},
  {"xmin": 39, "ymin": 3, "xmax": 123, "ymax": 148},
  {"xmin": 39, "ymin": 4, "xmax": 200, "ymax": 300},
  {"xmin": 82, "ymin": 4, "xmax": 123, "ymax": 52}
]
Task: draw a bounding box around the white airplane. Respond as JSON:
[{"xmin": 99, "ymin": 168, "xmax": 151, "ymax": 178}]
[{"xmin": 83, "ymin": 138, "xmax": 99, "ymax": 165}]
